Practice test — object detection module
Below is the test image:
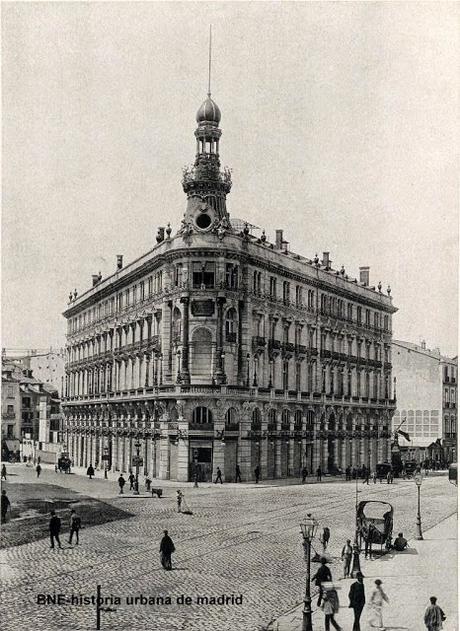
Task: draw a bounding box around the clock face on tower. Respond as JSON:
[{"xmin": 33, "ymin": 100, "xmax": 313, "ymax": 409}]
[{"xmin": 187, "ymin": 196, "xmax": 214, "ymax": 231}]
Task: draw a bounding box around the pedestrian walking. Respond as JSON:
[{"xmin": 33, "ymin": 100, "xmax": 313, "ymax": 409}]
[
  {"xmin": 86, "ymin": 464, "xmax": 95, "ymax": 480},
  {"xmin": 369, "ymin": 579, "xmax": 389, "ymax": 630},
  {"xmin": 159, "ymin": 529, "xmax": 175, "ymax": 570},
  {"xmin": 372, "ymin": 471, "xmax": 377, "ymax": 484},
  {"xmin": 321, "ymin": 585, "xmax": 342, "ymax": 631},
  {"xmin": 49, "ymin": 511, "xmax": 62, "ymax": 549},
  {"xmin": 341, "ymin": 539, "xmax": 353, "ymax": 578},
  {"xmin": 145, "ymin": 476, "xmax": 152, "ymax": 493},
  {"xmin": 36, "ymin": 464, "xmax": 42, "ymax": 478},
  {"xmin": 321, "ymin": 526, "xmax": 331, "ymax": 551},
  {"xmin": 363, "ymin": 470, "xmax": 370, "ymax": 485},
  {"xmin": 349, "ymin": 571, "xmax": 366, "ymax": 631},
  {"xmin": 68, "ymin": 509, "xmax": 81, "ymax": 545},
  {"xmin": 312, "ymin": 557, "xmax": 332, "ymax": 607},
  {"xmin": 316, "ymin": 466, "xmax": 322, "ymax": 482},
  {"xmin": 254, "ymin": 465, "xmax": 260, "ymax": 484},
  {"xmin": 424, "ymin": 596, "xmax": 446, "ymax": 631},
  {"xmin": 128, "ymin": 471, "xmax": 135, "ymax": 490},
  {"xmin": 176, "ymin": 490, "xmax": 183, "ymax": 513},
  {"xmin": 345, "ymin": 466, "xmax": 351, "ymax": 481},
  {"xmin": 1, "ymin": 490, "xmax": 11, "ymax": 523},
  {"xmin": 118, "ymin": 474, "xmax": 126, "ymax": 494},
  {"xmin": 301, "ymin": 466, "xmax": 308, "ymax": 483},
  {"xmin": 1, "ymin": 464, "xmax": 7, "ymax": 480},
  {"xmin": 235, "ymin": 464, "xmax": 242, "ymax": 482},
  {"xmin": 214, "ymin": 466, "xmax": 223, "ymax": 484}
]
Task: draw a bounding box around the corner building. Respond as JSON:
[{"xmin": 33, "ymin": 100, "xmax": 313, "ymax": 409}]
[{"xmin": 62, "ymin": 92, "xmax": 397, "ymax": 482}]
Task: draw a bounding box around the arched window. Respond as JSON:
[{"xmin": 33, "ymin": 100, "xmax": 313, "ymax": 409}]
[
  {"xmin": 281, "ymin": 409, "xmax": 290, "ymax": 430},
  {"xmin": 294, "ymin": 410, "xmax": 302, "ymax": 430},
  {"xmin": 268, "ymin": 409, "xmax": 277, "ymax": 432},
  {"xmin": 225, "ymin": 407, "xmax": 239, "ymax": 429},
  {"xmin": 225, "ymin": 308, "xmax": 237, "ymax": 342},
  {"xmin": 192, "ymin": 407, "xmax": 213, "ymax": 424},
  {"xmin": 251, "ymin": 408, "xmax": 262, "ymax": 430}
]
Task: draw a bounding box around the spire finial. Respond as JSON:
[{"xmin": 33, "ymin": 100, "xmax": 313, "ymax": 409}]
[{"xmin": 208, "ymin": 24, "xmax": 212, "ymax": 97}]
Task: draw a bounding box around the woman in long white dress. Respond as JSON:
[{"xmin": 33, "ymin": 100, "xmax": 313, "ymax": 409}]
[{"xmin": 369, "ymin": 579, "xmax": 389, "ymax": 630}]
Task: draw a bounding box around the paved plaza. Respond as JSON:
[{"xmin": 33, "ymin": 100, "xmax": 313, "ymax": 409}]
[{"xmin": 0, "ymin": 464, "xmax": 457, "ymax": 631}]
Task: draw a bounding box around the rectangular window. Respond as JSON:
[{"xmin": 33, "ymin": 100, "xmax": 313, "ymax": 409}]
[
  {"xmin": 174, "ymin": 265, "xmax": 183, "ymax": 287},
  {"xmin": 7, "ymin": 386, "xmax": 14, "ymax": 398},
  {"xmin": 295, "ymin": 285, "xmax": 302, "ymax": 307},
  {"xmin": 283, "ymin": 281, "xmax": 290, "ymax": 305},
  {"xmin": 7, "ymin": 405, "xmax": 14, "ymax": 415},
  {"xmin": 365, "ymin": 309, "xmax": 370, "ymax": 326},
  {"xmin": 269, "ymin": 277, "xmax": 277, "ymax": 299},
  {"xmin": 192, "ymin": 262, "xmax": 215, "ymax": 289},
  {"xmin": 357, "ymin": 307, "xmax": 362, "ymax": 325},
  {"xmin": 347, "ymin": 303, "xmax": 353, "ymax": 321},
  {"xmin": 148, "ymin": 277, "xmax": 153, "ymax": 296},
  {"xmin": 227, "ymin": 264, "xmax": 239, "ymax": 289}
]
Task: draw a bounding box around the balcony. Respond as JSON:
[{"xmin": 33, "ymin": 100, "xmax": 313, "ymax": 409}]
[
  {"xmin": 2, "ymin": 413, "xmax": 16, "ymax": 420},
  {"xmin": 226, "ymin": 332, "xmax": 237, "ymax": 343},
  {"xmin": 252, "ymin": 336, "xmax": 266, "ymax": 349},
  {"xmin": 268, "ymin": 339, "xmax": 281, "ymax": 352},
  {"xmin": 295, "ymin": 344, "xmax": 307, "ymax": 355},
  {"xmin": 282, "ymin": 342, "xmax": 295, "ymax": 353}
]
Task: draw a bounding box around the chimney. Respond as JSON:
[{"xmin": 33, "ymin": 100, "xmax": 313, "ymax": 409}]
[
  {"xmin": 359, "ymin": 266, "xmax": 370, "ymax": 286},
  {"xmin": 116, "ymin": 255, "xmax": 123, "ymax": 270},
  {"xmin": 322, "ymin": 252, "xmax": 331, "ymax": 269},
  {"xmin": 421, "ymin": 340, "xmax": 426, "ymax": 350},
  {"xmin": 92, "ymin": 274, "xmax": 99, "ymax": 287},
  {"xmin": 275, "ymin": 230, "xmax": 283, "ymax": 249}
]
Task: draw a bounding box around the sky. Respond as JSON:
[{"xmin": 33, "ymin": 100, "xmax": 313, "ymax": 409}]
[{"xmin": 2, "ymin": 1, "xmax": 458, "ymax": 356}]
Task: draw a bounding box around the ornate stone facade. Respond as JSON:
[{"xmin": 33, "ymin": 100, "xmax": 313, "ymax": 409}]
[{"xmin": 62, "ymin": 91, "xmax": 397, "ymax": 482}]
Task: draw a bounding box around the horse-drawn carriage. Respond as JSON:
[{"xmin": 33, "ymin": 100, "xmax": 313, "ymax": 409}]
[
  {"xmin": 357, "ymin": 500, "xmax": 393, "ymax": 556},
  {"xmin": 57, "ymin": 453, "xmax": 72, "ymax": 473}
]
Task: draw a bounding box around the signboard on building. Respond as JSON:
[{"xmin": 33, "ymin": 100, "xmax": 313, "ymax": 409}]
[
  {"xmin": 38, "ymin": 396, "xmax": 49, "ymax": 444},
  {"xmin": 191, "ymin": 300, "xmax": 215, "ymax": 317}
]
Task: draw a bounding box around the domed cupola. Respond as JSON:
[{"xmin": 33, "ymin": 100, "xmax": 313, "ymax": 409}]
[{"xmin": 196, "ymin": 95, "xmax": 221, "ymax": 126}]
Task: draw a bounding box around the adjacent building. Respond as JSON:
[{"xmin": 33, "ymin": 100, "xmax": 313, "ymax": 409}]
[
  {"xmin": 2, "ymin": 348, "xmax": 65, "ymax": 396},
  {"xmin": 392, "ymin": 339, "xmax": 457, "ymax": 464},
  {"xmin": 1, "ymin": 360, "xmax": 63, "ymax": 462},
  {"xmin": 62, "ymin": 88, "xmax": 397, "ymax": 482}
]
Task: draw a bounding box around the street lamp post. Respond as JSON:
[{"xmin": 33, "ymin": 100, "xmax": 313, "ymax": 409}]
[
  {"xmin": 414, "ymin": 472, "xmax": 423, "ymax": 540},
  {"xmin": 103, "ymin": 445, "xmax": 108, "ymax": 479},
  {"xmin": 351, "ymin": 471, "xmax": 362, "ymax": 576},
  {"xmin": 133, "ymin": 439, "xmax": 141, "ymax": 495},
  {"xmin": 300, "ymin": 513, "xmax": 318, "ymax": 631}
]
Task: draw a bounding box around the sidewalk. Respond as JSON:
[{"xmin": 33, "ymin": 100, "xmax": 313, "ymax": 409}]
[{"xmin": 268, "ymin": 513, "xmax": 458, "ymax": 631}]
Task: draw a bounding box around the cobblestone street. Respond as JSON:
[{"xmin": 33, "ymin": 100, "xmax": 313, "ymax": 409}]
[{"xmin": 0, "ymin": 465, "xmax": 456, "ymax": 631}]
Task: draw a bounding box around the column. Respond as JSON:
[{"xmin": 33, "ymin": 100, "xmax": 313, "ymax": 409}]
[
  {"xmin": 176, "ymin": 419, "xmax": 189, "ymax": 482},
  {"xmin": 238, "ymin": 432, "xmax": 252, "ymax": 481},
  {"xmin": 150, "ymin": 435, "xmax": 156, "ymax": 478},
  {"xmin": 158, "ymin": 419, "xmax": 170, "ymax": 480},
  {"xmin": 215, "ymin": 297, "xmax": 226, "ymax": 384},
  {"xmin": 212, "ymin": 437, "xmax": 225, "ymax": 481},
  {"xmin": 288, "ymin": 423, "xmax": 295, "ymax": 476},
  {"xmin": 180, "ymin": 297, "xmax": 190, "ymax": 384},
  {"xmin": 260, "ymin": 437, "xmax": 268, "ymax": 480}
]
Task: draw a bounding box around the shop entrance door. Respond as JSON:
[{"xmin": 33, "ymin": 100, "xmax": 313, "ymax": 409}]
[{"xmin": 189, "ymin": 444, "xmax": 213, "ymax": 482}]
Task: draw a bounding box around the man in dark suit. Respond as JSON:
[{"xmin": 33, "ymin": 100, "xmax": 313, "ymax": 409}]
[
  {"xmin": 49, "ymin": 511, "xmax": 62, "ymax": 549},
  {"xmin": 349, "ymin": 571, "xmax": 366, "ymax": 631}
]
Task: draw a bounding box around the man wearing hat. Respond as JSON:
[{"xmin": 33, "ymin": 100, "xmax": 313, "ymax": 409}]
[
  {"xmin": 312, "ymin": 557, "xmax": 332, "ymax": 607},
  {"xmin": 348, "ymin": 571, "xmax": 365, "ymax": 631}
]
